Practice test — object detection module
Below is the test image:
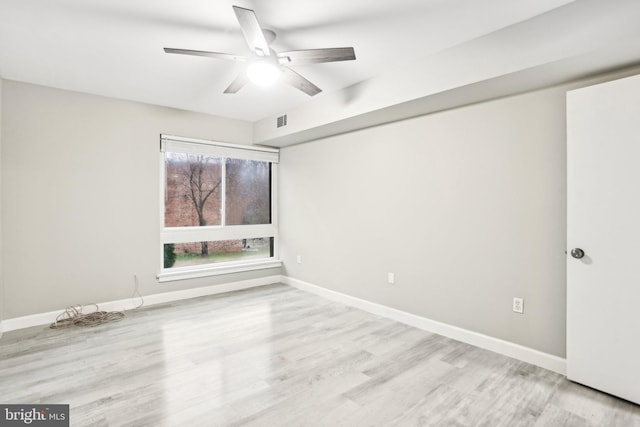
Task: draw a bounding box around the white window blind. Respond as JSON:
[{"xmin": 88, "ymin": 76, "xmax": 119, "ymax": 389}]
[{"xmin": 160, "ymin": 135, "xmax": 279, "ymax": 163}]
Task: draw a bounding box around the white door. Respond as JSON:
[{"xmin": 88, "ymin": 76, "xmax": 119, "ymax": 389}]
[{"xmin": 567, "ymin": 73, "xmax": 640, "ymax": 405}]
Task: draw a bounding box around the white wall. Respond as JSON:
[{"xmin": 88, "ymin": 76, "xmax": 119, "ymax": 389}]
[
  {"xmin": 254, "ymin": 0, "xmax": 640, "ymax": 146},
  {"xmin": 0, "ymin": 76, "xmax": 4, "ymax": 334},
  {"xmin": 280, "ymin": 86, "xmax": 568, "ymax": 357},
  {"xmin": 1, "ymin": 81, "xmax": 280, "ymax": 319}
]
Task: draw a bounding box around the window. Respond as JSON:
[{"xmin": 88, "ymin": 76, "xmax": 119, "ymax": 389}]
[{"xmin": 158, "ymin": 135, "xmax": 280, "ymax": 282}]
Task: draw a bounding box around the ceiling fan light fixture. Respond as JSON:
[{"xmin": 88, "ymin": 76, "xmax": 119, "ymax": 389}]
[
  {"xmin": 247, "ymin": 61, "xmax": 280, "ymax": 86},
  {"xmin": 164, "ymin": 6, "xmax": 355, "ymax": 96}
]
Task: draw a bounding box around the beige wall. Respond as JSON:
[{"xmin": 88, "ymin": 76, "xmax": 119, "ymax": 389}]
[
  {"xmin": 279, "ymin": 86, "xmax": 568, "ymax": 357},
  {"xmin": 1, "ymin": 81, "xmax": 280, "ymax": 319}
]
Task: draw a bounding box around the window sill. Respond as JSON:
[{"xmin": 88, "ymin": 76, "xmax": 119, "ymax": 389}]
[{"xmin": 157, "ymin": 259, "xmax": 282, "ymax": 283}]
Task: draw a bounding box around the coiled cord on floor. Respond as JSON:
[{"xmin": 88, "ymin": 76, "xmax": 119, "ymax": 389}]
[
  {"xmin": 49, "ymin": 275, "xmax": 144, "ymax": 329},
  {"xmin": 50, "ymin": 304, "xmax": 125, "ymax": 329}
]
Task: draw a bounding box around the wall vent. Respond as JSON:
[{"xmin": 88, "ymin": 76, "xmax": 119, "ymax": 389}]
[{"xmin": 277, "ymin": 114, "xmax": 288, "ymax": 128}]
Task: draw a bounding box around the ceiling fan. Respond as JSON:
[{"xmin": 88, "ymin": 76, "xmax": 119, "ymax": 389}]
[{"xmin": 164, "ymin": 5, "xmax": 356, "ymax": 96}]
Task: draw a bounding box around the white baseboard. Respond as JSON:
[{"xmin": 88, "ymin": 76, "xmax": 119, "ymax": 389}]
[
  {"xmin": 282, "ymin": 275, "xmax": 566, "ymax": 375},
  {"xmin": 1, "ymin": 275, "xmax": 281, "ymax": 333},
  {"xmin": 2, "ymin": 274, "xmax": 567, "ymax": 375}
]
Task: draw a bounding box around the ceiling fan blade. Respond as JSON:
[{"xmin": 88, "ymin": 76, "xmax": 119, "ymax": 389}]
[
  {"xmin": 164, "ymin": 48, "xmax": 247, "ymax": 62},
  {"xmin": 280, "ymin": 67, "xmax": 322, "ymax": 96},
  {"xmin": 224, "ymin": 71, "xmax": 249, "ymax": 94},
  {"xmin": 232, "ymin": 6, "xmax": 270, "ymax": 57},
  {"xmin": 278, "ymin": 47, "xmax": 356, "ymax": 65}
]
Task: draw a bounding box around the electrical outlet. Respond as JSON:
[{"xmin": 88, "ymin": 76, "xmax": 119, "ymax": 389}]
[
  {"xmin": 387, "ymin": 272, "xmax": 395, "ymax": 285},
  {"xmin": 296, "ymin": 255, "xmax": 302, "ymax": 264},
  {"xmin": 513, "ymin": 297, "xmax": 524, "ymax": 314}
]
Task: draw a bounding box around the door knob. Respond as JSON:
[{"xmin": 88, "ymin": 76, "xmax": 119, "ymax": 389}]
[{"xmin": 571, "ymin": 248, "xmax": 585, "ymax": 259}]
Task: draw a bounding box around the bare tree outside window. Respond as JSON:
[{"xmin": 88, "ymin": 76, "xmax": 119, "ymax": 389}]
[
  {"xmin": 165, "ymin": 153, "xmax": 222, "ymax": 256},
  {"xmin": 163, "ymin": 149, "xmax": 275, "ymax": 268}
]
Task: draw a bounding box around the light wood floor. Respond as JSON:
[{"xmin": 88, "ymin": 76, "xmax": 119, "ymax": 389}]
[{"xmin": 1, "ymin": 284, "xmax": 639, "ymax": 426}]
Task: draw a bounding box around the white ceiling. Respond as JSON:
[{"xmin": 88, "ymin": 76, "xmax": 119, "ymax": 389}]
[{"xmin": 0, "ymin": 0, "xmax": 581, "ymax": 122}]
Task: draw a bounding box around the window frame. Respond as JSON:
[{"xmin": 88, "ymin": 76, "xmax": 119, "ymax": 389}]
[{"xmin": 157, "ymin": 135, "xmax": 281, "ymax": 282}]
